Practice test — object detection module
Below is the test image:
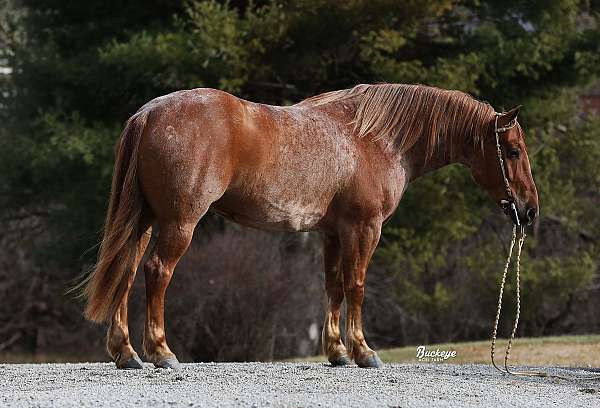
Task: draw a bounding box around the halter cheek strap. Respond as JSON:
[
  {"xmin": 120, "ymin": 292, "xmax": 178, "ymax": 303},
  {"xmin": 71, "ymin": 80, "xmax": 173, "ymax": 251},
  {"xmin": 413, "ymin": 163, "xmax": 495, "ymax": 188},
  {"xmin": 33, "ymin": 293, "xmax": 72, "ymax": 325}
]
[{"xmin": 494, "ymin": 112, "xmax": 519, "ymax": 226}]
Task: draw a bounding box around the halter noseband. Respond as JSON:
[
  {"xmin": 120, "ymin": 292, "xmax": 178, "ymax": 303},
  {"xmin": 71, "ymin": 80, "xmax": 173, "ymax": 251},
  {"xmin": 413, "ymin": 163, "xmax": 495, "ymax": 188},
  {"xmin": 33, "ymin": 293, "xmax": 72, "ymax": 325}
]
[{"xmin": 494, "ymin": 112, "xmax": 520, "ymax": 226}]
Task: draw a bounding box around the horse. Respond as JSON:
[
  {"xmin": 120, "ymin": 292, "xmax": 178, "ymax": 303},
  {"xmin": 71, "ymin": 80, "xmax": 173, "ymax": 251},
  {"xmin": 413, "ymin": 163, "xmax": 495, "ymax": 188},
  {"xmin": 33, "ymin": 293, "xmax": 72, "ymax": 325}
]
[{"xmin": 82, "ymin": 83, "xmax": 539, "ymax": 369}]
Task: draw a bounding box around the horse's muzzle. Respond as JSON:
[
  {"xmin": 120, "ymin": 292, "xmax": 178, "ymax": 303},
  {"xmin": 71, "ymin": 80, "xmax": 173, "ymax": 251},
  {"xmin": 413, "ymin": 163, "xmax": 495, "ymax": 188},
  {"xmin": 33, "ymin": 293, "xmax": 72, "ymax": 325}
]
[{"xmin": 500, "ymin": 200, "xmax": 537, "ymax": 226}]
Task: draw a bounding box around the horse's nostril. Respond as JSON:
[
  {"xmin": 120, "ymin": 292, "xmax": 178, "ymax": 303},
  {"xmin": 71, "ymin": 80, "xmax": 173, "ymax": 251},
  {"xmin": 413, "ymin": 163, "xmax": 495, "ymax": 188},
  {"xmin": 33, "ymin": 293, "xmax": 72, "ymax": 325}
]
[{"xmin": 526, "ymin": 207, "xmax": 537, "ymax": 221}]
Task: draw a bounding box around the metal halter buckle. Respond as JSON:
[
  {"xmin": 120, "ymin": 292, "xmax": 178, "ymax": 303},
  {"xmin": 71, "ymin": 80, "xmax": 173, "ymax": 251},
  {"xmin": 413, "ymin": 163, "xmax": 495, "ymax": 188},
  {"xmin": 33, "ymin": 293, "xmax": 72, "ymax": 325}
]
[{"xmin": 494, "ymin": 112, "xmax": 519, "ymax": 226}]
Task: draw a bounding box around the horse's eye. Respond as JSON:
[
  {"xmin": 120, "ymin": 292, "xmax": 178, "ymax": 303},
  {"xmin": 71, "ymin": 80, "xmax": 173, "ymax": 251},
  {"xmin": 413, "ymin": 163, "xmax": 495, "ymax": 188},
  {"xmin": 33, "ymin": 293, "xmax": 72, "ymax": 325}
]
[{"xmin": 508, "ymin": 148, "xmax": 521, "ymax": 159}]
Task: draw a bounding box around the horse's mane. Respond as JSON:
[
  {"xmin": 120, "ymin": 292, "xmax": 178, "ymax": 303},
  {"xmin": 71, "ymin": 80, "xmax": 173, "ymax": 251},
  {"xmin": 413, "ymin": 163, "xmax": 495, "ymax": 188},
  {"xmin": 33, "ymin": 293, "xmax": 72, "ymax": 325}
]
[{"xmin": 298, "ymin": 83, "xmax": 494, "ymax": 160}]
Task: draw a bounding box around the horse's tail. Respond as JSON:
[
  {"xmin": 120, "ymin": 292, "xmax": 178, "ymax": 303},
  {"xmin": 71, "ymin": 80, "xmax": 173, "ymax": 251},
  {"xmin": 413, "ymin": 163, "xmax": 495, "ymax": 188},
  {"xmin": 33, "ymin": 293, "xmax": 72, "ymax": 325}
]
[{"xmin": 83, "ymin": 110, "xmax": 149, "ymax": 323}]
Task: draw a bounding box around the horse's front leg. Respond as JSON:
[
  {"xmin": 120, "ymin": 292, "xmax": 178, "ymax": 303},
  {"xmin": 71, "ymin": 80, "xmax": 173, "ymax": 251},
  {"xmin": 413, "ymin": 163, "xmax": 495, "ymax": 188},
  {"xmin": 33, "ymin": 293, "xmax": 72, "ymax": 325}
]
[
  {"xmin": 321, "ymin": 234, "xmax": 352, "ymax": 366},
  {"xmin": 339, "ymin": 219, "xmax": 383, "ymax": 368}
]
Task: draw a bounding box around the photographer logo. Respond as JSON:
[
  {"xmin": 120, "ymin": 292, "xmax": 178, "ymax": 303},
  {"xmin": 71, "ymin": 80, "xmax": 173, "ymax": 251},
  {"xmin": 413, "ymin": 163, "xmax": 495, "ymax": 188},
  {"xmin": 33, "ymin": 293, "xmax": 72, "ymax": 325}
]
[{"xmin": 416, "ymin": 345, "xmax": 457, "ymax": 363}]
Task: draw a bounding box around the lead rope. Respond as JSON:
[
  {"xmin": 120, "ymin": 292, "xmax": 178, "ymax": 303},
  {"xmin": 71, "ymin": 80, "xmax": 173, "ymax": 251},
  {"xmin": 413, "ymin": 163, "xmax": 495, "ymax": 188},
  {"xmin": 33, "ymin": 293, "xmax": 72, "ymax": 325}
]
[
  {"xmin": 490, "ymin": 225, "xmax": 600, "ymax": 381},
  {"xmin": 490, "ymin": 225, "xmax": 549, "ymax": 377}
]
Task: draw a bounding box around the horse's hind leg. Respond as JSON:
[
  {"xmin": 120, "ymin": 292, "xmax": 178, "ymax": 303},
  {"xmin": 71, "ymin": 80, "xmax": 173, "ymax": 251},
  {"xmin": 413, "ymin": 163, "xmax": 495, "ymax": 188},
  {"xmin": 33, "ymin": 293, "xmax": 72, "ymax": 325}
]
[
  {"xmin": 321, "ymin": 234, "xmax": 352, "ymax": 366},
  {"xmin": 107, "ymin": 223, "xmax": 152, "ymax": 369},
  {"xmin": 142, "ymin": 218, "xmax": 198, "ymax": 369}
]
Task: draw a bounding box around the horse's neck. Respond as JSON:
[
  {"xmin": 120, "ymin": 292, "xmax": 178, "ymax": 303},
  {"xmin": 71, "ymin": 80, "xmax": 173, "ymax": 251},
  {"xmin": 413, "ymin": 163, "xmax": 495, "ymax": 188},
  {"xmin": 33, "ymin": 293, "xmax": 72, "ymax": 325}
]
[
  {"xmin": 402, "ymin": 132, "xmax": 467, "ymax": 183},
  {"xmin": 318, "ymin": 97, "xmax": 469, "ymax": 182}
]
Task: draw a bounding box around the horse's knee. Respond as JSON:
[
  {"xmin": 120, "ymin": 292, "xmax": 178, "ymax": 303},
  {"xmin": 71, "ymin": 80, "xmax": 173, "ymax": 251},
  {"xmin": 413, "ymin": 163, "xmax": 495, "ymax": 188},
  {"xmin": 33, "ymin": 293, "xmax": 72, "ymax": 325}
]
[{"xmin": 344, "ymin": 281, "xmax": 365, "ymax": 305}]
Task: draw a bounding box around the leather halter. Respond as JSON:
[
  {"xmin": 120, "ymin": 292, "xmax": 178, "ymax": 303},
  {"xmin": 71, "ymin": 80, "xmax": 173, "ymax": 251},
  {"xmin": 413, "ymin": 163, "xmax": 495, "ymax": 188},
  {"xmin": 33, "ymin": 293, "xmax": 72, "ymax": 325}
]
[{"xmin": 494, "ymin": 112, "xmax": 520, "ymax": 226}]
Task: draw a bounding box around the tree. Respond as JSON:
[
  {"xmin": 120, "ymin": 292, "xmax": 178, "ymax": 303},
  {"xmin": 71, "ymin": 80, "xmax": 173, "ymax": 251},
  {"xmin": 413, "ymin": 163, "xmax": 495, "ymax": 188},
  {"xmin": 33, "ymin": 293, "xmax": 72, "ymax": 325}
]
[{"xmin": 1, "ymin": 0, "xmax": 599, "ymax": 359}]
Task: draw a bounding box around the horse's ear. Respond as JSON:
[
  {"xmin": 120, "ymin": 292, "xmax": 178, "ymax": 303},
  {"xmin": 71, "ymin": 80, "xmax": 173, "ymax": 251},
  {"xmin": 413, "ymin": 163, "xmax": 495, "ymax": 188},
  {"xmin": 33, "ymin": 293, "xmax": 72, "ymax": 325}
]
[{"xmin": 497, "ymin": 105, "xmax": 521, "ymax": 127}]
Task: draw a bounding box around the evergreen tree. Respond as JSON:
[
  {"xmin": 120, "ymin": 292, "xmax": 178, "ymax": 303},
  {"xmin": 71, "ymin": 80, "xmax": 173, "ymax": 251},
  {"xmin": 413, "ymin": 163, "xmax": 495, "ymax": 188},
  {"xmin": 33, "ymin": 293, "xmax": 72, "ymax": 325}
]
[{"xmin": 1, "ymin": 0, "xmax": 599, "ymax": 355}]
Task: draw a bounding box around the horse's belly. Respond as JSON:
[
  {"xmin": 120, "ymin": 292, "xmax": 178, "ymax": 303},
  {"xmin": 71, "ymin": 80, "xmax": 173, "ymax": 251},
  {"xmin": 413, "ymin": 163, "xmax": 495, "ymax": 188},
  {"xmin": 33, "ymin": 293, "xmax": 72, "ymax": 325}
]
[{"xmin": 211, "ymin": 189, "xmax": 328, "ymax": 232}]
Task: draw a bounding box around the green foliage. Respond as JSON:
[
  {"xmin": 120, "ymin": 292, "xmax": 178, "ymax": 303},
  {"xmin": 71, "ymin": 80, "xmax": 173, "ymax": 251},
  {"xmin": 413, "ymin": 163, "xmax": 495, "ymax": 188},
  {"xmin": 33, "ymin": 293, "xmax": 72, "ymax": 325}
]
[{"xmin": 1, "ymin": 0, "xmax": 599, "ymax": 346}]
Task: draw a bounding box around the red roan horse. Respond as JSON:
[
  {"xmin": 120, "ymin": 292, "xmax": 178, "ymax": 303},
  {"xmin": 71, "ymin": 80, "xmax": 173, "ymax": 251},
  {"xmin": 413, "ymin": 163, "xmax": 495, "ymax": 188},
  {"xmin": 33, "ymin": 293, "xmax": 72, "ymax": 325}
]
[{"xmin": 83, "ymin": 83, "xmax": 538, "ymax": 369}]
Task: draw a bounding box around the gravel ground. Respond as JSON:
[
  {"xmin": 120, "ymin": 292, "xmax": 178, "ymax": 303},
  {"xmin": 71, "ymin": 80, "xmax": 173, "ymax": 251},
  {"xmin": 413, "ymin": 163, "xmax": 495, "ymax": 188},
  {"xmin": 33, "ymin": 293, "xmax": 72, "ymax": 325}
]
[{"xmin": 1, "ymin": 362, "xmax": 599, "ymax": 407}]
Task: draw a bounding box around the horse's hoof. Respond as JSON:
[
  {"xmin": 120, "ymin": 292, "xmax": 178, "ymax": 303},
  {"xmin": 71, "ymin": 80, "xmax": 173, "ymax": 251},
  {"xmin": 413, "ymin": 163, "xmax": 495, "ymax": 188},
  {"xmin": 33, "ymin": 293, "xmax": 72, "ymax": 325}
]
[
  {"xmin": 329, "ymin": 355, "xmax": 353, "ymax": 367},
  {"xmin": 356, "ymin": 353, "xmax": 383, "ymax": 369},
  {"xmin": 154, "ymin": 356, "xmax": 180, "ymax": 369},
  {"xmin": 117, "ymin": 355, "xmax": 143, "ymax": 370}
]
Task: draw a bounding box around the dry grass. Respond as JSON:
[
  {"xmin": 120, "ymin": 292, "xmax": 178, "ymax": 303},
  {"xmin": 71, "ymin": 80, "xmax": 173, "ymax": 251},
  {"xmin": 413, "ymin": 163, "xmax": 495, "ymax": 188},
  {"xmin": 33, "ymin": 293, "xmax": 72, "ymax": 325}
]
[
  {"xmin": 294, "ymin": 335, "xmax": 600, "ymax": 367},
  {"xmin": 4, "ymin": 335, "xmax": 600, "ymax": 366}
]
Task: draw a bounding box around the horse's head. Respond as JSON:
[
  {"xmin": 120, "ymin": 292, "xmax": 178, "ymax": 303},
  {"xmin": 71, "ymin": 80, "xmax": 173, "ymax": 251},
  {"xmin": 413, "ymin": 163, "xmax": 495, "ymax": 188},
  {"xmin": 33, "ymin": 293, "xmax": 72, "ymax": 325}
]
[{"xmin": 468, "ymin": 106, "xmax": 539, "ymax": 226}]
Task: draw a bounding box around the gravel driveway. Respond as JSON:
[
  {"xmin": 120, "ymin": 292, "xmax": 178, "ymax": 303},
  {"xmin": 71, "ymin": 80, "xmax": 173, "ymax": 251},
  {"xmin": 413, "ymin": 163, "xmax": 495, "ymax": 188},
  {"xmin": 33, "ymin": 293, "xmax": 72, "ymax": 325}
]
[{"xmin": 1, "ymin": 362, "xmax": 599, "ymax": 407}]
